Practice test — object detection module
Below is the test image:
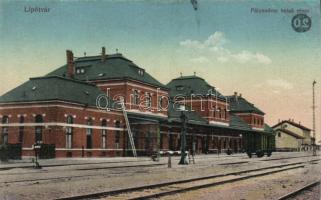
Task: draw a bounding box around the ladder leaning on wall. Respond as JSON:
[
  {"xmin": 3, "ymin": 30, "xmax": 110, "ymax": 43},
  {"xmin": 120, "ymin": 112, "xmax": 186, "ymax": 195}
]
[{"xmin": 120, "ymin": 99, "xmax": 137, "ymax": 157}]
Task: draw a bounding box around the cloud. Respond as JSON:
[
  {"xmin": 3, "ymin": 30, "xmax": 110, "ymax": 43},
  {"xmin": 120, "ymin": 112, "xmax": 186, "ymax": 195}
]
[
  {"xmin": 233, "ymin": 51, "xmax": 272, "ymax": 64},
  {"xmin": 180, "ymin": 32, "xmax": 227, "ymax": 50},
  {"xmin": 266, "ymin": 79, "xmax": 293, "ymax": 90},
  {"xmin": 179, "ymin": 39, "xmax": 204, "ymax": 49},
  {"xmin": 204, "ymin": 32, "xmax": 227, "ymax": 47},
  {"xmin": 190, "ymin": 56, "xmax": 210, "ymax": 64},
  {"xmin": 180, "ymin": 32, "xmax": 272, "ymax": 65},
  {"xmin": 256, "ymin": 53, "xmax": 272, "ymax": 64}
]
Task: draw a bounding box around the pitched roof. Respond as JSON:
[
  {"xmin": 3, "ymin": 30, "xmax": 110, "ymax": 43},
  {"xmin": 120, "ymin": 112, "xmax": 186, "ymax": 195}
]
[
  {"xmin": 0, "ymin": 76, "xmax": 112, "ymax": 108},
  {"xmin": 166, "ymin": 75, "xmax": 225, "ymax": 99},
  {"xmin": 229, "ymin": 114, "xmax": 252, "ymax": 131},
  {"xmin": 167, "ymin": 102, "xmax": 253, "ymax": 131},
  {"xmin": 167, "ymin": 102, "xmax": 208, "ymax": 125},
  {"xmin": 264, "ymin": 124, "xmax": 274, "ymax": 133},
  {"xmin": 227, "ymin": 95, "xmax": 265, "ymax": 115},
  {"xmin": 46, "ymin": 53, "xmax": 167, "ymax": 89},
  {"xmin": 276, "ymin": 128, "xmax": 305, "ymax": 139},
  {"xmin": 272, "ymin": 120, "xmax": 311, "ymax": 131}
]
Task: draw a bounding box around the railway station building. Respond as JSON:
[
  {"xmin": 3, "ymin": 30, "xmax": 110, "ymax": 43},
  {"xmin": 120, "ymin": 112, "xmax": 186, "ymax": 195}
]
[
  {"xmin": 273, "ymin": 119, "xmax": 313, "ymax": 151},
  {"xmin": 0, "ymin": 47, "xmax": 274, "ymax": 158}
]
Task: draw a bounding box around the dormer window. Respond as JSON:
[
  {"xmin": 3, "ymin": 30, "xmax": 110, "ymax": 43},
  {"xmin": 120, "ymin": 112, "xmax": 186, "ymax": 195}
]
[
  {"xmin": 138, "ymin": 69, "xmax": 144, "ymax": 76},
  {"xmin": 76, "ymin": 68, "xmax": 85, "ymax": 74},
  {"xmin": 176, "ymin": 86, "xmax": 184, "ymax": 91},
  {"xmin": 84, "ymin": 91, "xmax": 89, "ymax": 95}
]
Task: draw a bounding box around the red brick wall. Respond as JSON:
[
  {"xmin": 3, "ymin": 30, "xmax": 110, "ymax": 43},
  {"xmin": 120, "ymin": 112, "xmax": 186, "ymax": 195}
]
[
  {"xmin": 175, "ymin": 97, "xmax": 230, "ymax": 124},
  {"xmin": 235, "ymin": 113, "xmax": 264, "ymax": 129},
  {"xmin": 94, "ymin": 80, "xmax": 168, "ymax": 116},
  {"xmin": 0, "ymin": 102, "xmax": 126, "ymax": 157}
]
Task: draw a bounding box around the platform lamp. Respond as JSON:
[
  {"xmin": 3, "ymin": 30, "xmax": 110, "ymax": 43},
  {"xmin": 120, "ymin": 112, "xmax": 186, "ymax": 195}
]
[
  {"xmin": 33, "ymin": 140, "xmax": 42, "ymax": 169},
  {"xmin": 178, "ymin": 104, "xmax": 189, "ymax": 165}
]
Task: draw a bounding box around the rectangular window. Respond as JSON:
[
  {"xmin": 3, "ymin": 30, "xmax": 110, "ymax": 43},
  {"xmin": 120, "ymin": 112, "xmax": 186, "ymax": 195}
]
[
  {"xmin": 66, "ymin": 134, "xmax": 72, "ymax": 149},
  {"xmin": 19, "ymin": 117, "xmax": 24, "ymax": 143},
  {"xmin": 115, "ymin": 121, "xmax": 120, "ymax": 148},
  {"xmin": 102, "ymin": 129, "xmax": 107, "ymax": 149},
  {"xmin": 66, "ymin": 126, "xmax": 72, "ymax": 149},
  {"xmin": 1, "ymin": 116, "xmax": 9, "ymax": 145},
  {"xmin": 2, "ymin": 127, "xmax": 8, "ymax": 145},
  {"xmin": 86, "ymin": 128, "xmax": 92, "ymax": 149},
  {"xmin": 35, "ymin": 127, "xmax": 42, "ymax": 142}
]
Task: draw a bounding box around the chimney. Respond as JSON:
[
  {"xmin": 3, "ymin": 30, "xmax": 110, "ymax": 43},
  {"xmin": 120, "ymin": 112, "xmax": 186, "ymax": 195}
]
[
  {"xmin": 239, "ymin": 93, "xmax": 242, "ymax": 97},
  {"xmin": 234, "ymin": 92, "xmax": 238, "ymax": 101},
  {"xmin": 278, "ymin": 119, "xmax": 281, "ymax": 123},
  {"xmin": 66, "ymin": 50, "xmax": 74, "ymax": 79},
  {"xmin": 299, "ymin": 121, "xmax": 301, "ymax": 125},
  {"xmin": 101, "ymin": 47, "xmax": 106, "ymax": 62}
]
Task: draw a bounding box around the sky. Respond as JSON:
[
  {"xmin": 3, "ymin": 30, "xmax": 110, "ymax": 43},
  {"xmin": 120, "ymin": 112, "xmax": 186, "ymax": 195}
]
[{"xmin": 0, "ymin": 0, "xmax": 321, "ymax": 141}]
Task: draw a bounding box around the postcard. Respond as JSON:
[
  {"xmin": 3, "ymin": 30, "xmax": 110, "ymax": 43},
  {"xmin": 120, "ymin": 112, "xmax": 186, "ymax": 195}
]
[{"xmin": 0, "ymin": 0, "xmax": 320, "ymax": 199}]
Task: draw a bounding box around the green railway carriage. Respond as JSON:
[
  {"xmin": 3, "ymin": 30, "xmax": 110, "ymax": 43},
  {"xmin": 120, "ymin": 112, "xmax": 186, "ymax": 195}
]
[{"xmin": 243, "ymin": 126, "xmax": 275, "ymax": 158}]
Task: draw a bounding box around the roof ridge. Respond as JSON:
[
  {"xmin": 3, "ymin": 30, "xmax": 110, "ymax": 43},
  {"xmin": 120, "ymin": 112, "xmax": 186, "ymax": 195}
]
[
  {"xmin": 172, "ymin": 75, "xmax": 204, "ymax": 80},
  {"xmin": 272, "ymin": 120, "xmax": 311, "ymax": 131},
  {"xmin": 75, "ymin": 53, "xmax": 133, "ymax": 63}
]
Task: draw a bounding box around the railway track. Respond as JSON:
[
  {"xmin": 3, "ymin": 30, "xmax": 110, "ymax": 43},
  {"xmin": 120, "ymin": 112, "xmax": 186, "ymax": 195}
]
[
  {"xmin": 277, "ymin": 180, "xmax": 320, "ymax": 200},
  {"xmin": 56, "ymin": 160, "xmax": 319, "ymax": 200},
  {"xmin": 0, "ymin": 154, "xmax": 313, "ymax": 172},
  {"xmin": 0, "ymin": 163, "xmax": 165, "ymax": 185},
  {"xmin": 0, "ymin": 159, "xmax": 153, "ymax": 171},
  {"xmin": 261, "ymin": 155, "xmax": 314, "ymax": 162}
]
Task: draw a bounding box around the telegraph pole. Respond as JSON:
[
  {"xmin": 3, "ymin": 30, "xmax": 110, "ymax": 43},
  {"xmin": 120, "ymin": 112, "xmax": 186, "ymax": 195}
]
[{"xmin": 312, "ymin": 80, "xmax": 317, "ymax": 156}]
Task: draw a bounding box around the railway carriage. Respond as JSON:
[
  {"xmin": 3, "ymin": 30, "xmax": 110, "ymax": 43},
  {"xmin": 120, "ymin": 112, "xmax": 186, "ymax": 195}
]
[{"xmin": 243, "ymin": 130, "xmax": 275, "ymax": 158}]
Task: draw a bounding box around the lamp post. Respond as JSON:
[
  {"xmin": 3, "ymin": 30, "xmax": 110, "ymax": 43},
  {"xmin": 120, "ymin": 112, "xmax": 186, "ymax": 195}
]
[
  {"xmin": 179, "ymin": 104, "xmax": 188, "ymax": 165},
  {"xmin": 33, "ymin": 140, "xmax": 42, "ymax": 169},
  {"xmin": 312, "ymin": 80, "xmax": 317, "ymax": 156},
  {"xmin": 239, "ymin": 134, "xmax": 243, "ymax": 153}
]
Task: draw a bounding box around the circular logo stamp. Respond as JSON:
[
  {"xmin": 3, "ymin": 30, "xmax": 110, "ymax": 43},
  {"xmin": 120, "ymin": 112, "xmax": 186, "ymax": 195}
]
[{"xmin": 291, "ymin": 14, "xmax": 311, "ymax": 32}]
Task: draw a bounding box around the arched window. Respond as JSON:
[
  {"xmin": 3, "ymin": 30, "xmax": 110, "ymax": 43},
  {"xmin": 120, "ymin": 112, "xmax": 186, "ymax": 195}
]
[
  {"xmin": 158, "ymin": 96, "xmax": 163, "ymax": 111},
  {"xmin": 66, "ymin": 115, "xmax": 73, "ymax": 149},
  {"xmin": 145, "ymin": 93, "xmax": 152, "ymax": 109},
  {"xmin": 35, "ymin": 115, "xmax": 43, "ymax": 143},
  {"xmin": 115, "ymin": 121, "xmax": 120, "ymax": 148},
  {"xmin": 221, "ymin": 109, "xmax": 225, "ymax": 119},
  {"xmin": 218, "ymin": 108, "xmax": 222, "ymax": 119},
  {"xmin": 1, "ymin": 116, "xmax": 9, "ymax": 145},
  {"xmin": 133, "ymin": 90, "xmax": 139, "ymax": 105},
  {"xmin": 101, "ymin": 119, "xmax": 107, "ymax": 149},
  {"xmin": 86, "ymin": 118, "xmax": 93, "ymax": 149},
  {"xmin": 19, "ymin": 116, "xmax": 24, "ymax": 143}
]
